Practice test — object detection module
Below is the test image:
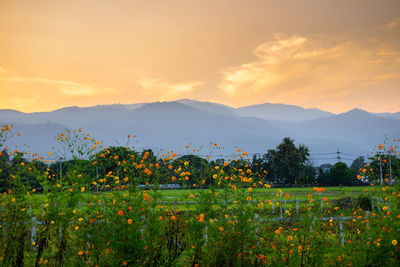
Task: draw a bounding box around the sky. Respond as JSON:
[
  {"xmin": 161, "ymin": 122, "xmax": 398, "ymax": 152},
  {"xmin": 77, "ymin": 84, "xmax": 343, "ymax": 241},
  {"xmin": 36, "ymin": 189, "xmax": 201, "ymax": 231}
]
[{"xmin": 1, "ymin": 0, "xmax": 400, "ymax": 113}]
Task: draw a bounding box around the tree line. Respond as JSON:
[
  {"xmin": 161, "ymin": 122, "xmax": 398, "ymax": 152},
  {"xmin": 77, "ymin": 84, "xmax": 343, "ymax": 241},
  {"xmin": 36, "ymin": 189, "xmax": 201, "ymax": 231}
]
[{"xmin": 0, "ymin": 137, "xmax": 373, "ymax": 191}]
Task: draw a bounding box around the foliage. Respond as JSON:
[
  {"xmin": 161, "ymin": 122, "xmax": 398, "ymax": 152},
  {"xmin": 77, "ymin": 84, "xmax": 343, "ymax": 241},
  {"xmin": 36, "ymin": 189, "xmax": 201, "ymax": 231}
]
[
  {"xmin": 266, "ymin": 137, "xmax": 311, "ymax": 184},
  {"xmin": 0, "ymin": 125, "xmax": 400, "ymax": 266}
]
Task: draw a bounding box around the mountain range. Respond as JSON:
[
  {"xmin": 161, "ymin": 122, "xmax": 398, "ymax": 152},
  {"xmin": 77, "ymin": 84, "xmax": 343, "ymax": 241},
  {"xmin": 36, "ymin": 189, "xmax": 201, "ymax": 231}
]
[{"xmin": 1, "ymin": 99, "xmax": 399, "ymax": 164}]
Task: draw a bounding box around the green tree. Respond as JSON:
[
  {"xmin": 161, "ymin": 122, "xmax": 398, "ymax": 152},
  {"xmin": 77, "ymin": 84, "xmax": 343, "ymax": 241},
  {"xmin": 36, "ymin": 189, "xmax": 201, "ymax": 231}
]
[
  {"xmin": 328, "ymin": 162, "xmax": 355, "ymax": 186},
  {"xmin": 350, "ymin": 156, "xmax": 365, "ymax": 172},
  {"xmin": 266, "ymin": 137, "xmax": 310, "ymax": 184}
]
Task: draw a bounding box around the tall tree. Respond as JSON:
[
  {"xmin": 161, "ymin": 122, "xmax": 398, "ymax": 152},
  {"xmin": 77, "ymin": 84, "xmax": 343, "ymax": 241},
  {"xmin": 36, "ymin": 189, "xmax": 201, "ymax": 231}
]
[
  {"xmin": 266, "ymin": 137, "xmax": 310, "ymax": 184},
  {"xmin": 350, "ymin": 156, "xmax": 365, "ymax": 172}
]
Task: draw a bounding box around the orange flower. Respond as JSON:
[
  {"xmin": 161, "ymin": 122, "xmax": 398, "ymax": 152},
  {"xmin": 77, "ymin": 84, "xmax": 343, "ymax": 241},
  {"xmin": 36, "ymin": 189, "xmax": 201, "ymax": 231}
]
[
  {"xmin": 219, "ymin": 227, "xmax": 224, "ymax": 232},
  {"xmin": 198, "ymin": 214, "xmax": 204, "ymax": 223},
  {"xmin": 78, "ymin": 251, "xmax": 84, "ymax": 256},
  {"xmin": 118, "ymin": 210, "xmax": 124, "ymax": 216},
  {"xmin": 285, "ymin": 193, "xmax": 290, "ymax": 198},
  {"xmin": 127, "ymin": 219, "xmax": 132, "ymax": 224},
  {"xmin": 190, "ymin": 194, "xmax": 194, "ymax": 199},
  {"xmin": 323, "ymin": 197, "xmax": 328, "ymax": 202}
]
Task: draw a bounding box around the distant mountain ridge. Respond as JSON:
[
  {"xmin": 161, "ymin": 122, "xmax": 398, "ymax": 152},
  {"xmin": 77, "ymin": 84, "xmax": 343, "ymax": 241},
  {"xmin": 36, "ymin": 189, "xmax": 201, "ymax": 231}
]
[{"xmin": 1, "ymin": 100, "xmax": 399, "ymax": 164}]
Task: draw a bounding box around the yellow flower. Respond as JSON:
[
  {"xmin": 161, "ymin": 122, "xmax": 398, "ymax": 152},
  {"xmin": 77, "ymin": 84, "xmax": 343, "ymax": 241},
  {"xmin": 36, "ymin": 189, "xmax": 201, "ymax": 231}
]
[
  {"xmin": 393, "ymin": 240, "xmax": 398, "ymax": 246},
  {"xmin": 75, "ymin": 226, "xmax": 79, "ymax": 230},
  {"xmin": 81, "ymin": 187, "xmax": 85, "ymax": 192}
]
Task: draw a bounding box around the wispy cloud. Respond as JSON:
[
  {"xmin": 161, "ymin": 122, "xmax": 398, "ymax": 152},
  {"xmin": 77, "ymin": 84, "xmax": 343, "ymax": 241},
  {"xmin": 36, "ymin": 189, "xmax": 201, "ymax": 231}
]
[
  {"xmin": 0, "ymin": 73, "xmax": 116, "ymax": 96},
  {"xmin": 117, "ymin": 69, "xmax": 204, "ymax": 100},
  {"xmin": 218, "ymin": 34, "xmax": 400, "ymax": 111},
  {"xmin": 387, "ymin": 17, "xmax": 400, "ymax": 30}
]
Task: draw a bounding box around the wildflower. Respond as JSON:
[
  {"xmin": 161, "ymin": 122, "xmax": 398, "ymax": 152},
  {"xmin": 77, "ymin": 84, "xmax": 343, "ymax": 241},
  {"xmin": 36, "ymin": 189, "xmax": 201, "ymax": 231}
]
[
  {"xmin": 285, "ymin": 193, "xmax": 290, "ymax": 198},
  {"xmin": 127, "ymin": 219, "xmax": 133, "ymax": 224},
  {"xmin": 219, "ymin": 227, "xmax": 224, "ymax": 232},
  {"xmin": 118, "ymin": 210, "xmax": 124, "ymax": 216},
  {"xmin": 323, "ymin": 197, "xmax": 328, "ymax": 202},
  {"xmin": 393, "ymin": 240, "xmax": 398, "ymax": 246},
  {"xmin": 78, "ymin": 251, "xmax": 84, "ymax": 256},
  {"xmin": 159, "ymin": 216, "xmax": 163, "ymax": 221},
  {"xmin": 198, "ymin": 214, "xmax": 204, "ymax": 223},
  {"xmin": 248, "ymin": 187, "xmax": 253, "ymax": 192},
  {"xmin": 81, "ymin": 187, "xmax": 85, "ymax": 192}
]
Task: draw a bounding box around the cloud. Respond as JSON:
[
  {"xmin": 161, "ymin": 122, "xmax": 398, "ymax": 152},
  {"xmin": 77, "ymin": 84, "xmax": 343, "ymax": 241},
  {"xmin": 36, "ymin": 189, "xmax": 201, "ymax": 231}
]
[
  {"xmin": 387, "ymin": 17, "xmax": 400, "ymax": 30},
  {"xmin": 120, "ymin": 69, "xmax": 204, "ymax": 100},
  {"xmin": 0, "ymin": 74, "xmax": 116, "ymax": 96},
  {"xmin": 218, "ymin": 34, "xmax": 400, "ymax": 112}
]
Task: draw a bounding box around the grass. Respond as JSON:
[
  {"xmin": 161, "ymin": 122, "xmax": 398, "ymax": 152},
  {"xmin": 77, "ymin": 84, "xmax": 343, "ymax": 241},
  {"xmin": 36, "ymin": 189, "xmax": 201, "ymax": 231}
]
[{"xmin": 27, "ymin": 186, "xmax": 373, "ymax": 217}]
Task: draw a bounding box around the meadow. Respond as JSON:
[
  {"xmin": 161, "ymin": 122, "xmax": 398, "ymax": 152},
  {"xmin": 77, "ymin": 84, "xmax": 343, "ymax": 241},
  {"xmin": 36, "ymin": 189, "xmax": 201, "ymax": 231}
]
[{"xmin": 0, "ymin": 125, "xmax": 399, "ymax": 266}]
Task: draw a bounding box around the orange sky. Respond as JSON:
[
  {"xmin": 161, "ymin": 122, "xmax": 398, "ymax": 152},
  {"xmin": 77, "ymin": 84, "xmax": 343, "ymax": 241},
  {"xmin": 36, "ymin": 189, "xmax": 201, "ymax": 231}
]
[{"xmin": 1, "ymin": 0, "xmax": 400, "ymax": 113}]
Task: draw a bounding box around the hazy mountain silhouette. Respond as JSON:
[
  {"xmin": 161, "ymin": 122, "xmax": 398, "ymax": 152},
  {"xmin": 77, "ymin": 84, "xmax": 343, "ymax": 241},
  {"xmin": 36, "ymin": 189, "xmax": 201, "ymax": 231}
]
[
  {"xmin": 236, "ymin": 103, "xmax": 334, "ymax": 122},
  {"xmin": 1, "ymin": 101, "xmax": 399, "ymax": 163}
]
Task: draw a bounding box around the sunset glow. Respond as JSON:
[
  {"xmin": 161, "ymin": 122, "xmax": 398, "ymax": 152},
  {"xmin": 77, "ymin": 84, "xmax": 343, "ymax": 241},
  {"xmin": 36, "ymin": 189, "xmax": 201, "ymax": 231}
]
[{"xmin": 1, "ymin": 0, "xmax": 400, "ymax": 113}]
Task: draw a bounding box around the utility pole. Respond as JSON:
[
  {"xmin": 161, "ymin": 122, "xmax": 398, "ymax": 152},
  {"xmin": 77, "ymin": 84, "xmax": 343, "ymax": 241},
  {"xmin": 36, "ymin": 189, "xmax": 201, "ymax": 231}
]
[{"xmin": 336, "ymin": 150, "xmax": 341, "ymax": 163}]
